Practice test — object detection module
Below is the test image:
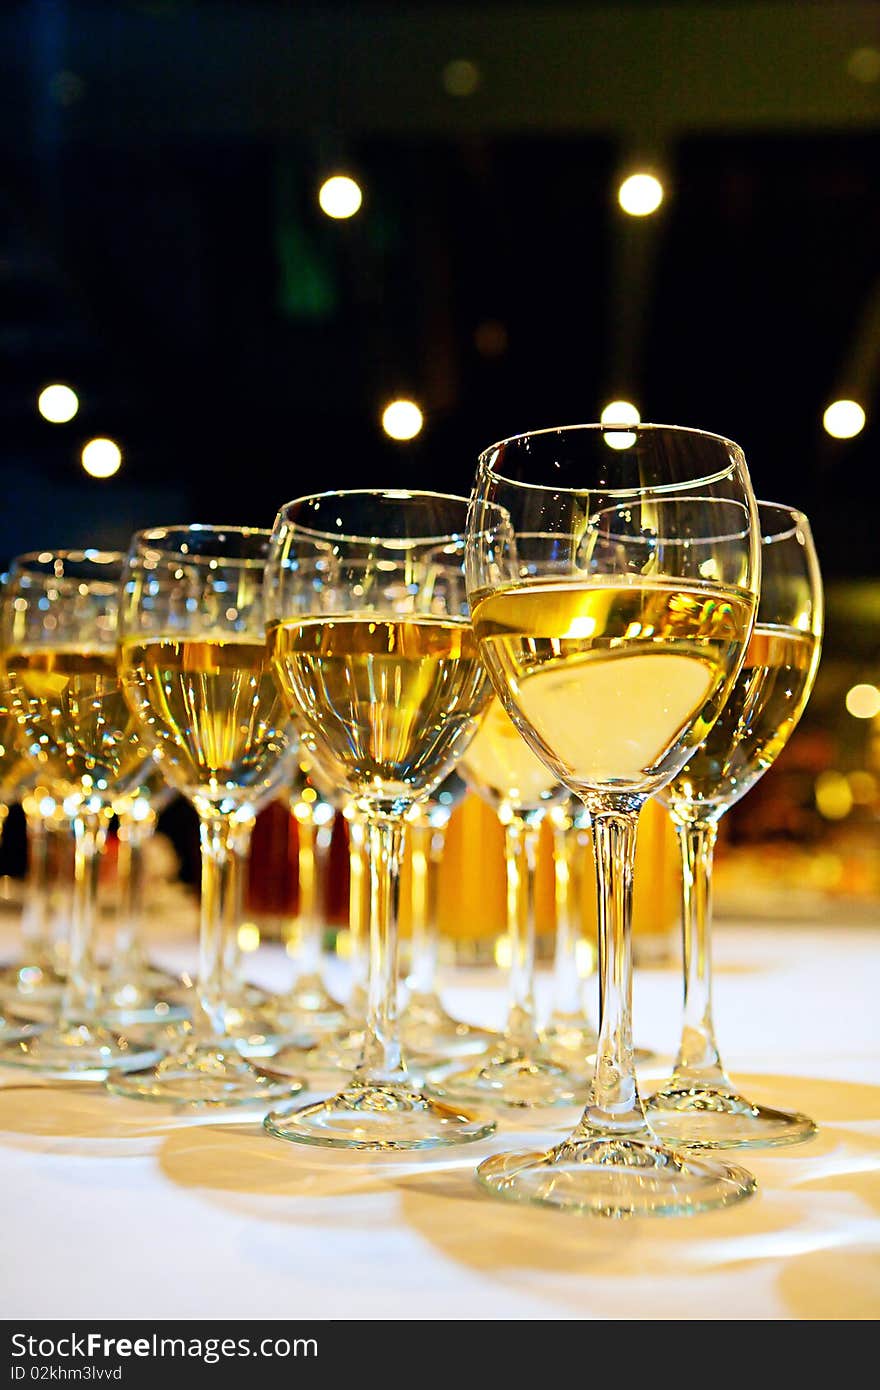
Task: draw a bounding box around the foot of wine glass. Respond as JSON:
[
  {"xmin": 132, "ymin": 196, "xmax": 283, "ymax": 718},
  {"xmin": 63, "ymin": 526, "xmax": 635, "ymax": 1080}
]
[
  {"xmin": 400, "ymin": 819, "xmax": 496, "ymax": 1062},
  {"xmin": 478, "ymin": 806, "xmax": 757, "ymax": 1217},
  {"xmin": 107, "ymin": 812, "xmax": 304, "ymax": 1107},
  {"xmin": 645, "ymin": 819, "xmax": 815, "ymax": 1149},
  {"xmin": 264, "ymin": 815, "xmax": 495, "ymax": 1149},
  {"xmin": 0, "ymin": 808, "xmax": 157, "ymax": 1079},
  {"xmin": 427, "ymin": 816, "xmax": 580, "ymax": 1108}
]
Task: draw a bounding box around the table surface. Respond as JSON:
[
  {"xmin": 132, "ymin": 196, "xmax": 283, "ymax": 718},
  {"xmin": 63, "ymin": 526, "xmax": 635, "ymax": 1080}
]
[{"xmin": 2, "ymin": 921, "xmax": 879, "ymax": 1321}]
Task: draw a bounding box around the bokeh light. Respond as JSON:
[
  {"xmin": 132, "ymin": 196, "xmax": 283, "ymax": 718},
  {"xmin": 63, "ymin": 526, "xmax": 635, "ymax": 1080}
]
[
  {"xmin": 845, "ymin": 683, "xmax": 880, "ymax": 719},
  {"xmin": 37, "ymin": 383, "xmax": 79, "ymax": 423},
  {"xmin": 318, "ymin": 174, "xmax": 363, "ymax": 219},
  {"xmin": 601, "ymin": 399, "xmax": 640, "ymax": 450},
  {"xmin": 618, "ymin": 172, "xmax": 664, "ymax": 216},
  {"xmin": 381, "ymin": 399, "xmax": 424, "ymax": 440},
  {"xmin": 823, "ymin": 399, "xmax": 866, "ymax": 439},
  {"xmin": 814, "ymin": 771, "xmax": 853, "ymax": 820},
  {"xmin": 81, "ymin": 437, "xmax": 122, "ymax": 478},
  {"xmin": 237, "ymin": 923, "xmax": 261, "ymax": 953}
]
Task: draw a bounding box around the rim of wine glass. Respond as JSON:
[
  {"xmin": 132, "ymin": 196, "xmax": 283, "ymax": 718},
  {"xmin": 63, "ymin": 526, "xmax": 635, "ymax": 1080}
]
[
  {"xmin": 756, "ymin": 499, "xmax": 812, "ymax": 545},
  {"xmin": 127, "ymin": 524, "xmax": 272, "ymax": 568},
  {"xmin": 8, "ymin": 549, "xmax": 126, "ymax": 591},
  {"xmin": 273, "ymin": 488, "xmax": 489, "ymax": 546},
  {"xmin": 477, "ymin": 422, "xmax": 746, "ymax": 497}
]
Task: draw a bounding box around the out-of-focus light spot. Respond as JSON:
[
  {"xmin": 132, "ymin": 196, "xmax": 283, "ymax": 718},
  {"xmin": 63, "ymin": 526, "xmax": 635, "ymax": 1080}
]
[
  {"xmin": 847, "ymin": 47, "xmax": 880, "ymax": 83},
  {"xmin": 845, "ymin": 683, "xmax": 880, "ymax": 719},
  {"xmin": 494, "ymin": 934, "xmax": 512, "ymax": 969},
  {"xmin": 81, "ymin": 437, "xmax": 121, "ymax": 478},
  {"xmin": 38, "ymin": 384, "xmax": 78, "ymax": 423},
  {"xmin": 823, "ymin": 399, "xmax": 866, "ymax": 439},
  {"xmin": 442, "ymin": 58, "xmax": 481, "ymax": 97},
  {"xmin": 237, "ymin": 922, "xmax": 261, "ymax": 953},
  {"xmin": 474, "ymin": 320, "xmax": 508, "ymax": 357},
  {"xmin": 618, "ymin": 172, "xmax": 664, "ymax": 216},
  {"xmin": 848, "ymin": 770, "xmax": 877, "ymax": 804},
  {"xmin": 601, "ymin": 399, "xmax": 640, "ymax": 427},
  {"xmin": 575, "ymin": 937, "xmax": 596, "ymax": 977},
  {"xmin": 318, "ymin": 175, "xmax": 363, "ymax": 219},
  {"xmin": 382, "ymin": 399, "xmax": 423, "ymax": 440},
  {"xmin": 815, "ymin": 771, "xmax": 853, "ymax": 820}
]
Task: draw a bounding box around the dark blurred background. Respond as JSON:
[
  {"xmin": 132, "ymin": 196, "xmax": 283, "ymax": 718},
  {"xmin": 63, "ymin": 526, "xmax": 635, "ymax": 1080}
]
[{"xmin": 1, "ymin": 0, "xmax": 879, "ymax": 907}]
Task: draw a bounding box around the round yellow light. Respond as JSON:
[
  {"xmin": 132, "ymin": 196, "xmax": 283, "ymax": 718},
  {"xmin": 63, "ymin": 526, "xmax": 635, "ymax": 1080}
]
[
  {"xmin": 318, "ymin": 175, "xmax": 363, "ymax": 220},
  {"xmin": 381, "ymin": 399, "xmax": 424, "ymax": 441},
  {"xmin": 81, "ymin": 437, "xmax": 122, "ymax": 478},
  {"xmin": 823, "ymin": 399, "xmax": 866, "ymax": 439},
  {"xmin": 845, "ymin": 683, "xmax": 880, "ymax": 719},
  {"xmin": 600, "ymin": 400, "xmax": 640, "ymax": 427},
  {"xmin": 237, "ymin": 923, "xmax": 261, "ymax": 954},
  {"xmin": 37, "ymin": 383, "xmax": 79, "ymax": 423},
  {"xmin": 814, "ymin": 771, "xmax": 853, "ymax": 821},
  {"xmin": 618, "ymin": 173, "xmax": 664, "ymax": 216}
]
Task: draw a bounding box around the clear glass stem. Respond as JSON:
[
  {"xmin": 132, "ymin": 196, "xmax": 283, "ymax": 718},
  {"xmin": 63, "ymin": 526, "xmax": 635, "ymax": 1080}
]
[
  {"xmin": 503, "ymin": 816, "xmax": 539, "ymax": 1049},
  {"xmin": 406, "ymin": 820, "xmax": 446, "ymax": 998},
  {"xmin": 671, "ymin": 817, "xmax": 730, "ymax": 1088},
  {"xmin": 111, "ymin": 810, "xmax": 155, "ymax": 980},
  {"xmin": 20, "ymin": 808, "xmax": 55, "ymax": 971},
  {"xmin": 291, "ymin": 812, "xmax": 326, "ymax": 981},
  {"xmin": 357, "ymin": 814, "xmax": 407, "ymax": 1084},
  {"xmin": 571, "ymin": 802, "xmax": 650, "ymax": 1139},
  {"xmin": 198, "ymin": 813, "xmax": 253, "ymax": 1040},
  {"xmin": 60, "ymin": 808, "xmax": 109, "ymax": 1024},
  {"xmin": 552, "ymin": 818, "xmax": 586, "ymax": 1017},
  {"xmin": 346, "ymin": 815, "xmax": 369, "ymax": 1017}
]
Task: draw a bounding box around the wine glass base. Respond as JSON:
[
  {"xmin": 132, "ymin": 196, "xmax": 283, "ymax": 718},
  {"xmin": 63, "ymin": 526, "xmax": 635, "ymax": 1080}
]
[
  {"xmin": 264, "ymin": 1081, "xmax": 496, "ymax": 1151},
  {"xmin": 267, "ymin": 974, "xmax": 345, "ymax": 1032},
  {"xmin": 401, "ymin": 996, "xmax": 498, "ymax": 1062},
  {"xmin": 263, "ymin": 1031, "xmax": 364, "ymax": 1077},
  {"xmin": 100, "ymin": 970, "xmax": 189, "ymax": 1027},
  {"xmin": 477, "ymin": 1136, "xmax": 757, "ymax": 1217},
  {"xmin": 427, "ymin": 1046, "xmax": 581, "ymax": 1109},
  {"xmin": 106, "ymin": 1042, "xmax": 305, "ymax": 1108},
  {"xmin": 646, "ymin": 1083, "xmax": 817, "ymax": 1150},
  {"xmin": 0, "ymin": 1016, "xmax": 42, "ymax": 1045},
  {"xmin": 0, "ymin": 1022, "xmax": 159, "ymax": 1081},
  {"xmin": 540, "ymin": 1025, "xmax": 655, "ymax": 1076}
]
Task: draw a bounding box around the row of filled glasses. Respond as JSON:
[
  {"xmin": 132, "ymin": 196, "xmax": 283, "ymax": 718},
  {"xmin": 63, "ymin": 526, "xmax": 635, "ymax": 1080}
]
[{"xmin": 0, "ymin": 422, "xmax": 822, "ymax": 1217}]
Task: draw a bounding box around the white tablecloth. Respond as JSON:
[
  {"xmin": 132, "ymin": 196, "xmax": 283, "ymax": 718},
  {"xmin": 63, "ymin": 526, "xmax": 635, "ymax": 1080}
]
[{"xmin": 2, "ymin": 923, "xmax": 878, "ymax": 1321}]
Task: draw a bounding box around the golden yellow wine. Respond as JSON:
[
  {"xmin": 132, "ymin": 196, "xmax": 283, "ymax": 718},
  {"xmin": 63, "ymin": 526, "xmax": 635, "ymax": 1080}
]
[
  {"xmin": 268, "ymin": 615, "xmax": 489, "ymax": 802},
  {"xmin": 119, "ymin": 636, "xmax": 295, "ymax": 804},
  {"xmin": 5, "ymin": 647, "xmax": 147, "ymax": 799},
  {"xmin": 664, "ymin": 623, "xmax": 819, "ymax": 816},
  {"xmin": 0, "ymin": 681, "xmax": 31, "ymax": 799},
  {"xmin": 472, "ymin": 578, "xmax": 755, "ymax": 791},
  {"xmin": 461, "ymin": 695, "xmax": 562, "ymax": 813}
]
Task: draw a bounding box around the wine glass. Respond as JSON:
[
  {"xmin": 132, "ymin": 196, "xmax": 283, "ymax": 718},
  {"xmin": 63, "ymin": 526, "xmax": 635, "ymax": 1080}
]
[
  {"xmin": 0, "ymin": 551, "xmax": 157, "ymax": 1078},
  {"xmin": 261, "ymin": 489, "xmax": 497, "ymax": 1150},
  {"xmin": 400, "ymin": 769, "xmax": 496, "ymax": 1060},
  {"xmin": 467, "ymin": 423, "xmax": 761, "ymax": 1216},
  {"xmin": 427, "ymin": 694, "xmax": 578, "ymax": 1106},
  {"xmin": 646, "ymin": 501, "xmax": 823, "ymax": 1148},
  {"xmin": 107, "ymin": 525, "xmax": 304, "ymax": 1107},
  {"xmin": 541, "ymin": 798, "xmax": 597, "ymax": 1062}
]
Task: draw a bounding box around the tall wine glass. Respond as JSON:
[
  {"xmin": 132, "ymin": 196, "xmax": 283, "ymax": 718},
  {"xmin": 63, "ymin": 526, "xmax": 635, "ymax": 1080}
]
[
  {"xmin": 647, "ymin": 502, "xmax": 823, "ymax": 1148},
  {"xmin": 107, "ymin": 525, "xmax": 303, "ymax": 1107},
  {"xmin": 467, "ymin": 423, "xmax": 761, "ymax": 1216},
  {"xmin": 541, "ymin": 798, "xmax": 598, "ymax": 1064},
  {"xmin": 262, "ymin": 489, "xmax": 497, "ymax": 1149},
  {"xmin": 428, "ymin": 695, "xmax": 577, "ymax": 1105},
  {"xmin": 0, "ymin": 552, "xmax": 156, "ymax": 1078},
  {"xmin": 400, "ymin": 769, "xmax": 496, "ymax": 1060}
]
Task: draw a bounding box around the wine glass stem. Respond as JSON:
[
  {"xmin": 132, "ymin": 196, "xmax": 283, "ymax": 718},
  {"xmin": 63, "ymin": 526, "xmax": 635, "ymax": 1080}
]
[
  {"xmin": 198, "ymin": 813, "xmax": 252, "ymax": 1041},
  {"xmin": 20, "ymin": 809, "xmax": 54, "ymax": 971},
  {"xmin": 406, "ymin": 821, "xmax": 445, "ymax": 998},
  {"xmin": 61, "ymin": 808, "xmax": 108, "ymax": 1024},
  {"xmin": 112, "ymin": 811, "xmax": 154, "ymax": 979},
  {"xmin": 552, "ymin": 820, "xmax": 589, "ymax": 1018},
  {"xmin": 346, "ymin": 817, "xmax": 369, "ymax": 1017},
  {"xmin": 358, "ymin": 813, "xmax": 407, "ymax": 1085},
  {"xmin": 671, "ymin": 817, "xmax": 730, "ymax": 1087},
  {"xmin": 571, "ymin": 803, "xmax": 650, "ymax": 1139},
  {"xmin": 503, "ymin": 817, "xmax": 539, "ymax": 1049},
  {"xmin": 292, "ymin": 812, "xmax": 325, "ymax": 982}
]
